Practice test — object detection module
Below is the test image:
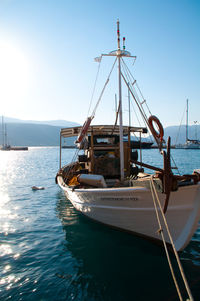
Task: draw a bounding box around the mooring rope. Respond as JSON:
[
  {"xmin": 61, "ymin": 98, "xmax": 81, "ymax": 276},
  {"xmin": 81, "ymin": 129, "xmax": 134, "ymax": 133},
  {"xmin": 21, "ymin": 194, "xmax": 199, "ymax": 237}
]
[
  {"xmin": 150, "ymin": 176, "xmax": 194, "ymax": 301},
  {"xmin": 150, "ymin": 179, "xmax": 183, "ymax": 301}
]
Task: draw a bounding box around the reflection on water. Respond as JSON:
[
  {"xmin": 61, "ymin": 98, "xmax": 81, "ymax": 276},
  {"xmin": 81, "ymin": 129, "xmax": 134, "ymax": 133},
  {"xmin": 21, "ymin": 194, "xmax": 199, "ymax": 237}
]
[
  {"xmin": 0, "ymin": 154, "xmax": 21, "ymax": 294},
  {"xmin": 56, "ymin": 196, "xmax": 200, "ymax": 301},
  {"xmin": 0, "ymin": 148, "xmax": 200, "ymax": 300},
  {"xmin": 0, "ymin": 191, "xmax": 18, "ymax": 236},
  {"xmin": 0, "ymin": 244, "xmax": 13, "ymax": 256}
]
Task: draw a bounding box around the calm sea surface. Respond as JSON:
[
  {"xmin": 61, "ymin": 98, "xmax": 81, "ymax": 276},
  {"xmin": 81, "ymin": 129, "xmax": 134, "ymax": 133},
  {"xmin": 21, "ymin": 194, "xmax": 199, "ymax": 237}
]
[{"xmin": 0, "ymin": 147, "xmax": 200, "ymax": 301}]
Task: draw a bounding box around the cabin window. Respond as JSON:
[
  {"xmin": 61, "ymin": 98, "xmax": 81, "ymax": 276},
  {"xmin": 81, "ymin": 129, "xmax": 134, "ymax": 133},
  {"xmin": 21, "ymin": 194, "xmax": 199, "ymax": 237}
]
[{"xmin": 96, "ymin": 137, "xmax": 115, "ymax": 145}]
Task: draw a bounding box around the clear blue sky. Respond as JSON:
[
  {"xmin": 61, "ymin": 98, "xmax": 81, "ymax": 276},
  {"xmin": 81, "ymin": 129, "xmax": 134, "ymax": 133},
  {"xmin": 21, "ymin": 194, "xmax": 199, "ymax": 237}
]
[{"xmin": 0, "ymin": 0, "xmax": 199, "ymax": 127}]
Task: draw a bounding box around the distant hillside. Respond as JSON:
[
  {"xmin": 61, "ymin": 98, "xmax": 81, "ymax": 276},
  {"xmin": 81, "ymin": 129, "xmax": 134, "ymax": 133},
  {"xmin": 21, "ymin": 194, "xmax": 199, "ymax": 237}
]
[
  {"xmin": 0, "ymin": 119, "xmax": 199, "ymax": 147},
  {"xmin": 164, "ymin": 124, "xmax": 200, "ymax": 145},
  {"xmin": 0, "ymin": 123, "xmax": 76, "ymax": 147},
  {"xmin": 2, "ymin": 116, "xmax": 79, "ymax": 127}
]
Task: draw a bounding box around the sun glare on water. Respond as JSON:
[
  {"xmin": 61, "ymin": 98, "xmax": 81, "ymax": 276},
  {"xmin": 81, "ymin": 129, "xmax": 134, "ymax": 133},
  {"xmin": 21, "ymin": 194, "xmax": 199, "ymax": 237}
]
[{"xmin": 0, "ymin": 41, "xmax": 30, "ymax": 115}]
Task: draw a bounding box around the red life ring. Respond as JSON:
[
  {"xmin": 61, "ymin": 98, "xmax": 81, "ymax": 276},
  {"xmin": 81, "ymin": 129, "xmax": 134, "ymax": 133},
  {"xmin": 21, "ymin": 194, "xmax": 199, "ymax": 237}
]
[
  {"xmin": 148, "ymin": 115, "xmax": 164, "ymax": 142},
  {"xmin": 76, "ymin": 117, "xmax": 92, "ymax": 144}
]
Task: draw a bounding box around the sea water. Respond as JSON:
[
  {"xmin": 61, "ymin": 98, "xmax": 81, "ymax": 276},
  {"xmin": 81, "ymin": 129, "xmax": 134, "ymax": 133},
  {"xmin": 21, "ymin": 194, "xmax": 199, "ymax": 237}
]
[{"xmin": 0, "ymin": 147, "xmax": 200, "ymax": 301}]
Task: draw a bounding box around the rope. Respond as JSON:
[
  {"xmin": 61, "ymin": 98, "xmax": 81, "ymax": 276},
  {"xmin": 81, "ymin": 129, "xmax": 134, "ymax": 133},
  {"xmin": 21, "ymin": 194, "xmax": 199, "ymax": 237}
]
[
  {"xmin": 87, "ymin": 59, "xmax": 102, "ymax": 117},
  {"xmin": 130, "ymin": 96, "xmax": 143, "ymax": 128},
  {"xmin": 121, "ymin": 59, "xmax": 165, "ymax": 148},
  {"xmin": 121, "ymin": 58, "xmax": 152, "ymax": 116},
  {"xmin": 150, "ymin": 176, "xmax": 194, "ymax": 301},
  {"xmin": 121, "ymin": 58, "xmax": 185, "ymax": 170},
  {"xmin": 150, "ymin": 179, "xmax": 183, "ymax": 301},
  {"xmin": 121, "ymin": 60, "xmax": 150, "ymax": 128},
  {"xmin": 171, "ymin": 155, "xmax": 181, "ymax": 175},
  {"xmin": 120, "ymin": 69, "xmax": 149, "ymax": 130},
  {"xmin": 66, "ymin": 147, "xmax": 80, "ymax": 176},
  {"xmin": 65, "ymin": 58, "xmax": 116, "ymax": 180},
  {"xmin": 135, "ymin": 82, "xmax": 152, "ymax": 116},
  {"xmin": 91, "ymin": 57, "xmax": 117, "ymax": 118},
  {"xmin": 111, "ymin": 101, "xmax": 120, "ymax": 135}
]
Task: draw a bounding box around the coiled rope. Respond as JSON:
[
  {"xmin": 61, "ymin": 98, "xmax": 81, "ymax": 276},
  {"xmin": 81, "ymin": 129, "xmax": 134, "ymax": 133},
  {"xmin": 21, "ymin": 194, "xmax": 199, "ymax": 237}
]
[{"xmin": 150, "ymin": 176, "xmax": 194, "ymax": 301}]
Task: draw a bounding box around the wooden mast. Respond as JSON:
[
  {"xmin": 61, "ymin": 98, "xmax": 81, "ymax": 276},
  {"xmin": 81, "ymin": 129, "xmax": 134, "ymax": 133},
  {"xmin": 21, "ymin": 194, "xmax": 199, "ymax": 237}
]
[
  {"xmin": 186, "ymin": 99, "xmax": 188, "ymax": 143},
  {"xmin": 117, "ymin": 20, "xmax": 125, "ymax": 181}
]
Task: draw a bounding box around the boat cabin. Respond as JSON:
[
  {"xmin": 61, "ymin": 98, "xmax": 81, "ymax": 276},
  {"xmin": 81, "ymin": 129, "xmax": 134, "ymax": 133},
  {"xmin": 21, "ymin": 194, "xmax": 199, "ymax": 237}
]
[{"xmin": 59, "ymin": 125, "xmax": 147, "ymax": 179}]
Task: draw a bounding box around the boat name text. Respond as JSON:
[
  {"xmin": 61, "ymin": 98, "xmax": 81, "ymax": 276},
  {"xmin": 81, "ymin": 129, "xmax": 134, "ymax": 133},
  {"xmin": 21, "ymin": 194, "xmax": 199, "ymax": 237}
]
[{"xmin": 101, "ymin": 197, "xmax": 139, "ymax": 201}]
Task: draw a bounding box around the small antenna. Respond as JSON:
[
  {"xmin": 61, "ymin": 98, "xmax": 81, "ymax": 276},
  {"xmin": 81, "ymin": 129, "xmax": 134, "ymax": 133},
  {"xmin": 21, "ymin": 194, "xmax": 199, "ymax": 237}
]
[{"xmin": 123, "ymin": 37, "xmax": 125, "ymax": 50}]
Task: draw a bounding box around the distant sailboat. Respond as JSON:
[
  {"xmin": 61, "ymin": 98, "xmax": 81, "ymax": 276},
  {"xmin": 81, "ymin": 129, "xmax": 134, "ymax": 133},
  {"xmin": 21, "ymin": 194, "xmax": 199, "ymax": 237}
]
[
  {"xmin": 184, "ymin": 99, "xmax": 200, "ymax": 149},
  {"xmin": 0, "ymin": 116, "xmax": 28, "ymax": 151},
  {"xmin": 0, "ymin": 116, "xmax": 11, "ymax": 150}
]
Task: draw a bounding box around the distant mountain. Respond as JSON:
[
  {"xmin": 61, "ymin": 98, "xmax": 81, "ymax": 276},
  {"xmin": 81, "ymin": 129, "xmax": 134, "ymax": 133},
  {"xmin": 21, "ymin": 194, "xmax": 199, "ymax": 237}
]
[
  {"xmin": 164, "ymin": 124, "xmax": 200, "ymax": 145},
  {"xmin": 0, "ymin": 122, "xmax": 76, "ymax": 146},
  {"xmin": 2, "ymin": 116, "xmax": 79, "ymax": 127},
  {"xmin": 0, "ymin": 116, "xmax": 199, "ymax": 147}
]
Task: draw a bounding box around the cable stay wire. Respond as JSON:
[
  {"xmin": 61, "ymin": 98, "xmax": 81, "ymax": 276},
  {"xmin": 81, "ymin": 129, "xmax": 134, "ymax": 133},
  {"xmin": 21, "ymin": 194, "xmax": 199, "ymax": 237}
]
[
  {"xmin": 87, "ymin": 58, "xmax": 102, "ymax": 117},
  {"xmin": 121, "ymin": 58, "xmax": 163, "ymax": 144},
  {"xmin": 121, "ymin": 60, "xmax": 180, "ymax": 168},
  {"xmin": 68, "ymin": 57, "xmax": 116, "ymax": 164},
  {"xmin": 120, "ymin": 62, "xmax": 150, "ymax": 134},
  {"xmin": 171, "ymin": 155, "xmax": 181, "ymax": 175},
  {"xmin": 121, "ymin": 58, "xmax": 152, "ymax": 116},
  {"xmin": 130, "ymin": 100, "xmax": 142, "ymax": 128},
  {"xmin": 91, "ymin": 57, "xmax": 117, "ymax": 119},
  {"xmin": 121, "ymin": 60, "xmax": 149, "ymax": 127}
]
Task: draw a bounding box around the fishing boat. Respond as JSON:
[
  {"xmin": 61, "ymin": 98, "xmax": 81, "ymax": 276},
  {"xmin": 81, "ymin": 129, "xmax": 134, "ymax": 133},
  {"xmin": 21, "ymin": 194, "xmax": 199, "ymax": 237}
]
[{"xmin": 56, "ymin": 21, "xmax": 200, "ymax": 252}]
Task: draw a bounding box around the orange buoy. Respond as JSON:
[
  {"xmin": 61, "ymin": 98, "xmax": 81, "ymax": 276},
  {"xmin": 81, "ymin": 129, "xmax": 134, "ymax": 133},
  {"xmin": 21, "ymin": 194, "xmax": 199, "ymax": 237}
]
[{"xmin": 148, "ymin": 115, "xmax": 164, "ymax": 142}]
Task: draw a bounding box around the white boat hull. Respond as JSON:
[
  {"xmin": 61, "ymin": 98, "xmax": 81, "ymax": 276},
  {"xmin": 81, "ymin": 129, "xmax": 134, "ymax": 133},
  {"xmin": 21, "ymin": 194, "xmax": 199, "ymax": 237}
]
[
  {"xmin": 184, "ymin": 144, "xmax": 200, "ymax": 149},
  {"xmin": 57, "ymin": 176, "xmax": 200, "ymax": 251}
]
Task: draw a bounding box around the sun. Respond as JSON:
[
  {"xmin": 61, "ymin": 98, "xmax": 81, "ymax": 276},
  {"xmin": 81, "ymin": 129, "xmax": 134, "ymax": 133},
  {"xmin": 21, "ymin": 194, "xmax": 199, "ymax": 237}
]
[{"xmin": 0, "ymin": 41, "xmax": 30, "ymax": 116}]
